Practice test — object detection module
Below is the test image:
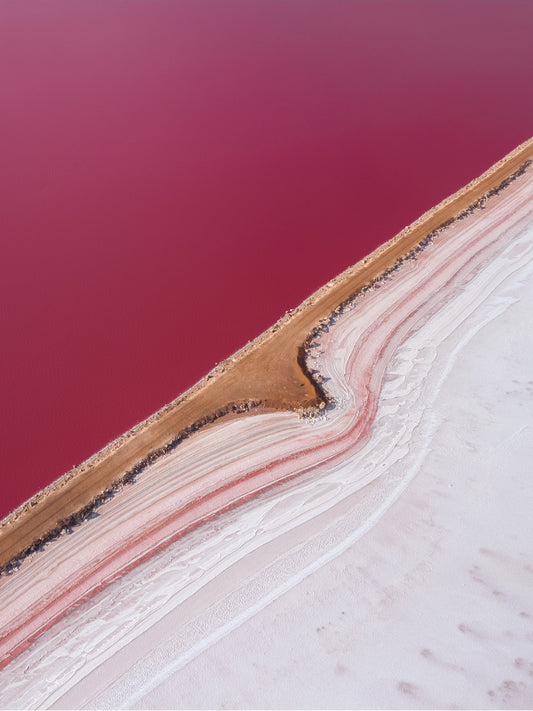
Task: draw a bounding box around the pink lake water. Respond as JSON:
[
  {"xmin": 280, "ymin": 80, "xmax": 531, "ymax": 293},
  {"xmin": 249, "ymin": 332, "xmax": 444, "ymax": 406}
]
[{"xmin": 1, "ymin": 0, "xmax": 532, "ymax": 519}]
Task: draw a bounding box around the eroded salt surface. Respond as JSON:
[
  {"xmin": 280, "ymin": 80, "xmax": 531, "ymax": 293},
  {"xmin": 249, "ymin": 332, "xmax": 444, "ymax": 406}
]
[{"xmin": 93, "ymin": 226, "xmax": 533, "ymax": 711}]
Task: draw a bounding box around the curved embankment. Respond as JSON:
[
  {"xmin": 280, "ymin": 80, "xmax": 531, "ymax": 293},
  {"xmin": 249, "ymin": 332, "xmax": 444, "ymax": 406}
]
[
  {"xmin": 1, "ymin": 139, "xmax": 531, "ymax": 574},
  {"xmin": 0, "ymin": 140, "xmax": 532, "ymax": 701}
]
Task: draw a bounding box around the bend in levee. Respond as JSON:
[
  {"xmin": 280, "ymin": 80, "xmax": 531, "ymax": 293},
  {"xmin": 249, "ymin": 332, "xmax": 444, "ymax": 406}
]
[{"xmin": 1, "ymin": 137, "xmax": 532, "ymax": 573}]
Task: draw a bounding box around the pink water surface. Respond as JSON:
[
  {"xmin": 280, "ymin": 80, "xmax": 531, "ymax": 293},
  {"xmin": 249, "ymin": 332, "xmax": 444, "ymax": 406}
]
[{"xmin": 1, "ymin": 1, "xmax": 532, "ymax": 519}]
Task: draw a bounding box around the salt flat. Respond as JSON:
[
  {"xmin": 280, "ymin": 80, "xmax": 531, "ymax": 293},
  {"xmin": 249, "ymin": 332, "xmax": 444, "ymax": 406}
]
[{"xmin": 90, "ymin": 217, "xmax": 533, "ymax": 710}]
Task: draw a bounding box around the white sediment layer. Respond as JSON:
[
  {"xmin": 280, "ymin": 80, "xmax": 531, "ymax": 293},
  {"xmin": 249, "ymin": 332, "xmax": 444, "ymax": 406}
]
[{"xmin": 1, "ymin": 175, "xmax": 532, "ymax": 709}]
